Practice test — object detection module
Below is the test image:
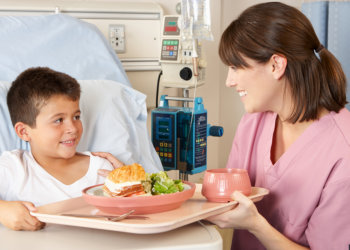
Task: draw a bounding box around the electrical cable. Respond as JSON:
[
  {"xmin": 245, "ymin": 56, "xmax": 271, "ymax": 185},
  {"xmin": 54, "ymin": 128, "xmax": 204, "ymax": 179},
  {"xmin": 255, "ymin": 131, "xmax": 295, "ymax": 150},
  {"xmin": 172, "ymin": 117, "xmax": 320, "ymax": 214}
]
[
  {"xmin": 197, "ymin": 220, "xmax": 213, "ymax": 240},
  {"xmin": 156, "ymin": 70, "xmax": 163, "ymax": 108}
]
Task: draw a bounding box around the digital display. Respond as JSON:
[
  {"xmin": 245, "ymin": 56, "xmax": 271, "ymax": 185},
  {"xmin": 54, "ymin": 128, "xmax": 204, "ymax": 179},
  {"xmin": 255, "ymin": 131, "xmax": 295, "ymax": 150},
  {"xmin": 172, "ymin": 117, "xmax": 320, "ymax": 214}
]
[
  {"xmin": 159, "ymin": 128, "xmax": 169, "ymax": 133},
  {"xmin": 163, "ymin": 16, "xmax": 180, "ymax": 36},
  {"xmin": 159, "ymin": 121, "xmax": 169, "ymax": 126}
]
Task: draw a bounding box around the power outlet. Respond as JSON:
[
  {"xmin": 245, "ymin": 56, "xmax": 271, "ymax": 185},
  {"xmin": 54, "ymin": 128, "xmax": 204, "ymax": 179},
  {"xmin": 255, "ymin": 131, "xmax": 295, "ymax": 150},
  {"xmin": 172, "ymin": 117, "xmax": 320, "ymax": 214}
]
[{"xmin": 109, "ymin": 24, "xmax": 125, "ymax": 53}]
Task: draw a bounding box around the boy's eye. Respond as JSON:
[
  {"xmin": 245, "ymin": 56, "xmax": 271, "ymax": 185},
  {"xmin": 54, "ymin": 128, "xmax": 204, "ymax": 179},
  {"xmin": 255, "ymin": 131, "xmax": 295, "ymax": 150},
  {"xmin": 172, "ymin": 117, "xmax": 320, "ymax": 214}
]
[
  {"xmin": 54, "ymin": 118, "xmax": 63, "ymax": 124},
  {"xmin": 74, "ymin": 115, "xmax": 80, "ymax": 120}
]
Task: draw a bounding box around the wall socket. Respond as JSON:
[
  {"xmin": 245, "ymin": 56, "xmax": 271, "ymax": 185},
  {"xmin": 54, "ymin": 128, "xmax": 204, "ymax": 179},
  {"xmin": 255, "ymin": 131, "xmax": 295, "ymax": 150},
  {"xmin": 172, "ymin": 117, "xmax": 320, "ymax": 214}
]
[{"xmin": 109, "ymin": 24, "xmax": 125, "ymax": 53}]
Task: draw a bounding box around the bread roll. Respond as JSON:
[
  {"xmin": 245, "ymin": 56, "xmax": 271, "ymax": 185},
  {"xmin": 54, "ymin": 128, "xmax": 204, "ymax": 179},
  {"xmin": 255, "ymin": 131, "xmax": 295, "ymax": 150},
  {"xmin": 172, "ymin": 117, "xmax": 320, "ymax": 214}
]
[{"xmin": 107, "ymin": 163, "xmax": 146, "ymax": 183}]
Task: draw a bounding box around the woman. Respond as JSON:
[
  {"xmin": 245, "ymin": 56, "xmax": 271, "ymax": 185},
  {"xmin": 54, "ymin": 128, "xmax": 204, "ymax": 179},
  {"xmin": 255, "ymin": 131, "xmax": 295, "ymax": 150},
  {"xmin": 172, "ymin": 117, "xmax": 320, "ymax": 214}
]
[
  {"xmin": 96, "ymin": 2, "xmax": 350, "ymax": 249},
  {"xmin": 206, "ymin": 2, "xmax": 350, "ymax": 250}
]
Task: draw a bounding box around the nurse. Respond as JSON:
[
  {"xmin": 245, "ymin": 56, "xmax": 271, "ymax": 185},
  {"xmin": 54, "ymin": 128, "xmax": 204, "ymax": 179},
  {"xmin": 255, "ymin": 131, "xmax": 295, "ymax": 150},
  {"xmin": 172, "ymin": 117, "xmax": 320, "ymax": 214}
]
[{"xmin": 206, "ymin": 2, "xmax": 350, "ymax": 250}]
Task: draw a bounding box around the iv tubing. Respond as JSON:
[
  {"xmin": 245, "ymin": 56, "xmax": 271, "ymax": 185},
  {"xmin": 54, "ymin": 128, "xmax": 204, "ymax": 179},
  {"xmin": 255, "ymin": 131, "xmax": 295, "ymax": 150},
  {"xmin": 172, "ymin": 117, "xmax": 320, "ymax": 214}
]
[{"xmin": 192, "ymin": 39, "xmax": 199, "ymax": 76}]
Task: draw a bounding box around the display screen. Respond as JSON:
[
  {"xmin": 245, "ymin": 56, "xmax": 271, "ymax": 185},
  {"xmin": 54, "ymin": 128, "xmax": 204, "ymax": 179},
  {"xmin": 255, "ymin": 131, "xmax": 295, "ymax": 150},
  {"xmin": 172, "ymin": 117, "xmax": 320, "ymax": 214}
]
[
  {"xmin": 159, "ymin": 127, "xmax": 169, "ymax": 133},
  {"xmin": 159, "ymin": 121, "xmax": 169, "ymax": 126},
  {"xmin": 163, "ymin": 16, "xmax": 180, "ymax": 36}
]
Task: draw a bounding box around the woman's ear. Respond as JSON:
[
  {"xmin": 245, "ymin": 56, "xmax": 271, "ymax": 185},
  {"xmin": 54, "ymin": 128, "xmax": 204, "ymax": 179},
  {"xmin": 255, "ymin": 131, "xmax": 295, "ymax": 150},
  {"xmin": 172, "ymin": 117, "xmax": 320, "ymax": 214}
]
[
  {"xmin": 14, "ymin": 122, "xmax": 30, "ymax": 141},
  {"xmin": 270, "ymin": 54, "xmax": 287, "ymax": 80}
]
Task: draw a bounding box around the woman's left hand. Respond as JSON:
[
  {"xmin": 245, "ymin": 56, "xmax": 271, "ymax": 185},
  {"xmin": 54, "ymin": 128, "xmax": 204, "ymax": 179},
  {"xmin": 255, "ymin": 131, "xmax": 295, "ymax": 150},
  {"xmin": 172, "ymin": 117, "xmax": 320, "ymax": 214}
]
[
  {"xmin": 206, "ymin": 191, "xmax": 262, "ymax": 231},
  {"xmin": 92, "ymin": 152, "xmax": 124, "ymax": 177}
]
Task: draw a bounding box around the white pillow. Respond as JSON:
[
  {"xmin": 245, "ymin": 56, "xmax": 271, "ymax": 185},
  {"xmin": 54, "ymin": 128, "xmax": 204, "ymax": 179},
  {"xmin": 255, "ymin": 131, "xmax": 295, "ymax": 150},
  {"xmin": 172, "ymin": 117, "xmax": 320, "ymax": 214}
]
[{"xmin": 78, "ymin": 80, "xmax": 162, "ymax": 173}]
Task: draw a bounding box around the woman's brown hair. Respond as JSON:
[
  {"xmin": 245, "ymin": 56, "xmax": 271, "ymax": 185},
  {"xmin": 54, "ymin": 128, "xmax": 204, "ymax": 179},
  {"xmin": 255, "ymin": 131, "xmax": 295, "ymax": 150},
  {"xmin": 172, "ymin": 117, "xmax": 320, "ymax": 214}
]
[{"xmin": 219, "ymin": 2, "xmax": 347, "ymax": 122}]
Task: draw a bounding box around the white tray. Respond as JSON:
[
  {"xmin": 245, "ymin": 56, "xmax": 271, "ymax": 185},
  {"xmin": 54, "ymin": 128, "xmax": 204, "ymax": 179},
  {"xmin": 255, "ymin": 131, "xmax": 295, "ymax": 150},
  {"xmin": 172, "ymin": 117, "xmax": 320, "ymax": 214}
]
[{"xmin": 31, "ymin": 184, "xmax": 268, "ymax": 234}]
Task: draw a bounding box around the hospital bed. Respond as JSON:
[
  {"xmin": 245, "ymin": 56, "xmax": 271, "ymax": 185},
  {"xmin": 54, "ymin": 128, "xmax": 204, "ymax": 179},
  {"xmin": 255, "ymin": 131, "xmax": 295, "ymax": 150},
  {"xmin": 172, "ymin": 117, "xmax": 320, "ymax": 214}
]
[{"xmin": 0, "ymin": 13, "xmax": 163, "ymax": 173}]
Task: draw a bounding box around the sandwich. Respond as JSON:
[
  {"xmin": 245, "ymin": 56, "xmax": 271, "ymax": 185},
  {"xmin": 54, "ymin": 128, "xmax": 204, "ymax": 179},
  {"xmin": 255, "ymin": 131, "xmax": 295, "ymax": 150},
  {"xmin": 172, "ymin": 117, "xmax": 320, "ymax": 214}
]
[{"xmin": 103, "ymin": 163, "xmax": 148, "ymax": 197}]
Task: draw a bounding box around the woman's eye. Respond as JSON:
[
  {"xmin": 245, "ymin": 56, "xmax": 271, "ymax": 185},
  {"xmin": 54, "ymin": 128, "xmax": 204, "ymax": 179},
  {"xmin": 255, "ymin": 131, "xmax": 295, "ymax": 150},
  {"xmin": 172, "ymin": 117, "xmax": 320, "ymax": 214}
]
[{"xmin": 74, "ymin": 115, "xmax": 80, "ymax": 120}]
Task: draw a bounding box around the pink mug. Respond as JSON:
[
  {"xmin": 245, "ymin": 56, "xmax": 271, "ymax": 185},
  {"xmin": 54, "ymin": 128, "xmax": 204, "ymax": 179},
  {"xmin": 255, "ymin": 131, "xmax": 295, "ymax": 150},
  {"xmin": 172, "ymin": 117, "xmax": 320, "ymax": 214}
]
[{"xmin": 202, "ymin": 168, "xmax": 252, "ymax": 202}]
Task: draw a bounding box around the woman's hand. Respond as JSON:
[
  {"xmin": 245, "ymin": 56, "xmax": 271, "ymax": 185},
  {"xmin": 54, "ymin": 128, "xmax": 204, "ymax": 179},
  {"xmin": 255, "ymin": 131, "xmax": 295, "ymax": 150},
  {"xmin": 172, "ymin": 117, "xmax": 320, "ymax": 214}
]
[
  {"xmin": 206, "ymin": 192, "xmax": 309, "ymax": 250},
  {"xmin": 206, "ymin": 191, "xmax": 263, "ymax": 231},
  {"xmin": 92, "ymin": 152, "xmax": 124, "ymax": 177},
  {"xmin": 0, "ymin": 200, "xmax": 45, "ymax": 231}
]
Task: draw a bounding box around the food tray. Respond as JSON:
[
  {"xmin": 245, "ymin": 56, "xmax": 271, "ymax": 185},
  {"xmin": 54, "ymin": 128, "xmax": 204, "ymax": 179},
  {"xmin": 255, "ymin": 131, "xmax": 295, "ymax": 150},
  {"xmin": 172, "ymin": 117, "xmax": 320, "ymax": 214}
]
[{"xmin": 31, "ymin": 184, "xmax": 268, "ymax": 234}]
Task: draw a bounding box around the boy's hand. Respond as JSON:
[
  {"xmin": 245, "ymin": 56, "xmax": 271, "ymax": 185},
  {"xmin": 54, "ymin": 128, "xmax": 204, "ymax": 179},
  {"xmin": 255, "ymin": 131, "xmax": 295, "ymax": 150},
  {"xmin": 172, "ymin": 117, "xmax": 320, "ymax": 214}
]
[
  {"xmin": 0, "ymin": 200, "xmax": 45, "ymax": 231},
  {"xmin": 92, "ymin": 152, "xmax": 124, "ymax": 177}
]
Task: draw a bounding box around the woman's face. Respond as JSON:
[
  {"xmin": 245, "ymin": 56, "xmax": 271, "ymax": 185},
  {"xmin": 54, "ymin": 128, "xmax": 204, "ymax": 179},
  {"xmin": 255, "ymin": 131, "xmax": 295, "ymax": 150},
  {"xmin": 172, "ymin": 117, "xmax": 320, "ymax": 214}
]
[{"xmin": 225, "ymin": 56, "xmax": 284, "ymax": 113}]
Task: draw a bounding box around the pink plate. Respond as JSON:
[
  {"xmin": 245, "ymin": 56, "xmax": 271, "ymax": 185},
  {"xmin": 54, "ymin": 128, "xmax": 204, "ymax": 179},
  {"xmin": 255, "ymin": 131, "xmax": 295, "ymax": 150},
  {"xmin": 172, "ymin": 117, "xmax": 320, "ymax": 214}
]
[{"xmin": 82, "ymin": 181, "xmax": 196, "ymax": 215}]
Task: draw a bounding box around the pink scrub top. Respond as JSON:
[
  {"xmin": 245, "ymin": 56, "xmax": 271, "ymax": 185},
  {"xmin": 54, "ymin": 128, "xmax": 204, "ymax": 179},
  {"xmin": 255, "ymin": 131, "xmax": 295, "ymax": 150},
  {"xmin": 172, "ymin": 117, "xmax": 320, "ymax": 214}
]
[{"xmin": 227, "ymin": 108, "xmax": 350, "ymax": 250}]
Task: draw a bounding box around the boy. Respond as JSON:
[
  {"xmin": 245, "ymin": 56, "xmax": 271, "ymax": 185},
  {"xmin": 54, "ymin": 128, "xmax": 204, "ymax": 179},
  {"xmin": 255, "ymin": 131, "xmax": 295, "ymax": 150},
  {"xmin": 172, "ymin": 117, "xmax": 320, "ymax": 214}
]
[{"xmin": 0, "ymin": 67, "xmax": 115, "ymax": 231}]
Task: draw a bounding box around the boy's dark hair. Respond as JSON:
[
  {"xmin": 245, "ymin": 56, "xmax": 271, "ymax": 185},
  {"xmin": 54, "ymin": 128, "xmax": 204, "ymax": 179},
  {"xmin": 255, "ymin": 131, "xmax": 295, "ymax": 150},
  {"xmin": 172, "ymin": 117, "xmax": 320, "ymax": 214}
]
[
  {"xmin": 7, "ymin": 67, "xmax": 81, "ymax": 127},
  {"xmin": 219, "ymin": 2, "xmax": 347, "ymax": 123}
]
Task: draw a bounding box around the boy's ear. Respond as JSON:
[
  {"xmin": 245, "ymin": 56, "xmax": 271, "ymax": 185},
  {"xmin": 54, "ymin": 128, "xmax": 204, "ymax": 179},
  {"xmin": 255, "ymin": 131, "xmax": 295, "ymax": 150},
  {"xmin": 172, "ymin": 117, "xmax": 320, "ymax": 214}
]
[
  {"xmin": 14, "ymin": 122, "xmax": 31, "ymax": 141},
  {"xmin": 270, "ymin": 54, "xmax": 287, "ymax": 80}
]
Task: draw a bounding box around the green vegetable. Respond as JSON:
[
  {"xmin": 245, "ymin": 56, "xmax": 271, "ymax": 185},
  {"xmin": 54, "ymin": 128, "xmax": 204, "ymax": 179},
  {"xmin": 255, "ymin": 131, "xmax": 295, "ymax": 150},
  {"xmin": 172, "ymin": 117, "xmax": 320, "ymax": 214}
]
[{"xmin": 143, "ymin": 171, "xmax": 184, "ymax": 195}]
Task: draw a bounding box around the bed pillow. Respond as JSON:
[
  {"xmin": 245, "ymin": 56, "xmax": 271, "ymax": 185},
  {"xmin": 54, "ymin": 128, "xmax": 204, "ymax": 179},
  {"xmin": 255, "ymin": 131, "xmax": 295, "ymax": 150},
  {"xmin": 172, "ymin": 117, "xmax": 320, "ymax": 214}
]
[{"xmin": 0, "ymin": 82, "xmax": 30, "ymax": 152}]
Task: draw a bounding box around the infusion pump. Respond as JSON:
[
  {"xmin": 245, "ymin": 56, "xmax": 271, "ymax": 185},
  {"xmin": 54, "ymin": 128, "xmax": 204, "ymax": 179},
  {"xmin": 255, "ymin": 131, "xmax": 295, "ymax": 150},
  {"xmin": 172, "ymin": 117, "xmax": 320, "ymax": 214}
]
[{"xmin": 160, "ymin": 15, "xmax": 206, "ymax": 88}]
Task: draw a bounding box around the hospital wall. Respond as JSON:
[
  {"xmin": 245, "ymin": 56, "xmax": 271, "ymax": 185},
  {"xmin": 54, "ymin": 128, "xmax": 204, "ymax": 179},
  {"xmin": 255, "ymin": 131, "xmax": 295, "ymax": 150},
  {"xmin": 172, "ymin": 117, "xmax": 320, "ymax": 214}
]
[{"xmin": 90, "ymin": 0, "xmax": 303, "ymax": 182}]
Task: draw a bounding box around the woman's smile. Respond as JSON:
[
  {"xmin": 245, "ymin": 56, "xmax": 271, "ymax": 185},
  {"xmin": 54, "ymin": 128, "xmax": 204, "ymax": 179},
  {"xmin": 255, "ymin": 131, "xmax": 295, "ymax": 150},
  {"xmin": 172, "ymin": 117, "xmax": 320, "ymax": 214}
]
[{"xmin": 238, "ymin": 90, "xmax": 248, "ymax": 97}]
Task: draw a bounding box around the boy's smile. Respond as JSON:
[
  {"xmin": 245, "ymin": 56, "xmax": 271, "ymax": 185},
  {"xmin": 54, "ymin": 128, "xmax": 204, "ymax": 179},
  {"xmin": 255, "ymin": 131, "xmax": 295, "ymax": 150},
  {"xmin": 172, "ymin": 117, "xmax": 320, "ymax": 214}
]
[{"xmin": 25, "ymin": 95, "xmax": 82, "ymax": 166}]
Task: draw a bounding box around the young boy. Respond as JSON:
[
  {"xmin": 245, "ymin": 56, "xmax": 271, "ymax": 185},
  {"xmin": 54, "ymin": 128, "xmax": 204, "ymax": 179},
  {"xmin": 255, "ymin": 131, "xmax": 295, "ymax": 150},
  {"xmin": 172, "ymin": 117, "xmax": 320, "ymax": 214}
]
[{"xmin": 0, "ymin": 67, "xmax": 115, "ymax": 231}]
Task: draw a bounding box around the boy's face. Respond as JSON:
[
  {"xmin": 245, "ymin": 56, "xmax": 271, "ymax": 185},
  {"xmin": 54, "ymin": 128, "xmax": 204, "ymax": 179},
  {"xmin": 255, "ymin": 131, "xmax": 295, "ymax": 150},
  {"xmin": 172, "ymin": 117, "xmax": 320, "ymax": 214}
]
[{"xmin": 26, "ymin": 95, "xmax": 82, "ymax": 161}]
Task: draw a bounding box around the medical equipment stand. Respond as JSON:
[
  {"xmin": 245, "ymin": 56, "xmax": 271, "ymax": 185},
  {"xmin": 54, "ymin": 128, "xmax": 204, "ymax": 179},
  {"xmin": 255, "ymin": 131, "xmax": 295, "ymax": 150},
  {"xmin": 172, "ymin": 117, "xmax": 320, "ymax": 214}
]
[{"xmin": 153, "ymin": 14, "xmax": 221, "ymax": 181}]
